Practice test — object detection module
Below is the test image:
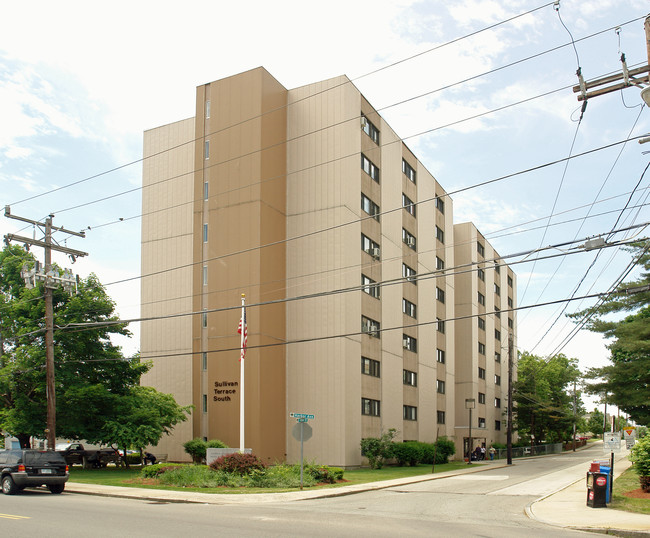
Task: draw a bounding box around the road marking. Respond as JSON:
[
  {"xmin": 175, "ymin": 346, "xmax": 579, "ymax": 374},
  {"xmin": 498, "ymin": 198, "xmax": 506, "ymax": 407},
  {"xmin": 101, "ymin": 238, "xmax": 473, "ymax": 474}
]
[
  {"xmin": 447, "ymin": 475, "xmax": 510, "ymax": 481},
  {"xmin": 0, "ymin": 513, "xmax": 31, "ymax": 520}
]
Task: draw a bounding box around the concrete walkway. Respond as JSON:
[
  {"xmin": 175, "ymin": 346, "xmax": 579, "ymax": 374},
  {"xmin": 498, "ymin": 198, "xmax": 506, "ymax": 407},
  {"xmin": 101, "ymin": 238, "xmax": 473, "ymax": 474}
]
[{"xmin": 65, "ymin": 450, "xmax": 650, "ymax": 534}]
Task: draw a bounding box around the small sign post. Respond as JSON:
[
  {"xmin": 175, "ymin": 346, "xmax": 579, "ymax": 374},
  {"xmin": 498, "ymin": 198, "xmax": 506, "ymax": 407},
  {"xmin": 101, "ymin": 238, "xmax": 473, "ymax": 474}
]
[
  {"xmin": 603, "ymin": 432, "xmax": 621, "ymax": 502},
  {"xmin": 290, "ymin": 413, "xmax": 315, "ymax": 490}
]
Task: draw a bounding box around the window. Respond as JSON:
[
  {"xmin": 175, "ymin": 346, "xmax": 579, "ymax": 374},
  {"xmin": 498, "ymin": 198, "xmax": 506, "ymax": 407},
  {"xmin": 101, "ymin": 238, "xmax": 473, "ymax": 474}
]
[
  {"xmin": 495, "ymin": 352, "xmax": 501, "ymax": 363},
  {"xmin": 478, "ymin": 268, "xmax": 485, "ymax": 281},
  {"xmin": 478, "ymin": 342, "xmax": 486, "ymax": 355},
  {"xmin": 402, "ymin": 193, "xmax": 416, "ymax": 217},
  {"xmin": 478, "ymin": 317, "xmax": 485, "ymax": 330},
  {"xmin": 362, "ymin": 398, "xmax": 380, "ymax": 416},
  {"xmin": 403, "ymin": 369, "xmax": 417, "ymax": 387},
  {"xmin": 436, "ymin": 379, "xmax": 445, "ymax": 394},
  {"xmin": 495, "ymin": 397, "xmax": 501, "ymax": 408},
  {"xmin": 437, "ymin": 318, "xmax": 445, "ymax": 334},
  {"xmin": 436, "ymin": 226, "xmax": 444, "ymax": 243},
  {"xmin": 495, "ymin": 306, "xmax": 501, "ymax": 319},
  {"xmin": 508, "ymin": 318, "xmax": 514, "ymax": 329},
  {"xmin": 202, "ymin": 352, "xmax": 207, "ymax": 371},
  {"xmin": 204, "ymin": 140, "xmax": 210, "ymax": 159},
  {"xmin": 362, "ymin": 274, "xmax": 380, "ymax": 299},
  {"xmin": 203, "ymin": 265, "xmax": 208, "ymax": 286},
  {"xmin": 205, "ymin": 100, "xmax": 211, "ymax": 119},
  {"xmin": 437, "ymin": 348, "xmax": 445, "ymax": 364},
  {"xmin": 202, "ymin": 310, "xmax": 208, "ymax": 328},
  {"xmin": 508, "ymin": 275, "xmax": 513, "ymax": 287},
  {"xmin": 403, "ymin": 263, "xmax": 417, "ymax": 284},
  {"xmin": 436, "ymin": 287, "xmax": 445, "ymax": 303},
  {"xmin": 204, "ymin": 181, "xmax": 209, "ymax": 200},
  {"xmin": 361, "ymin": 194, "xmax": 381, "ymax": 221},
  {"xmin": 495, "ymin": 420, "xmax": 501, "ymax": 431},
  {"xmin": 495, "ymin": 329, "xmax": 501, "ymax": 341},
  {"xmin": 402, "ymin": 298, "xmax": 417, "ymax": 318},
  {"xmin": 202, "ymin": 394, "xmax": 207, "ymax": 413},
  {"xmin": 435, "ymin": 196, "xmax": 445, "ymax": 214},
  {"xmin": 361, "ymin": 234, "xmax": 381, "ymax": 258},
  {"xmin": 402, "ymin": 228, "xmax": 416, "ymax": 250},
  {"xmin": 437, "ymin": 410, "xmax": 446, "ymax": 424},
  {"xmin": 495, "ymin": 374, "xmax": 501, "ymax": 385},
  {"xmin": 478, "ymin": 367, "xmax": 486, "ymax": 379},
  {"xmin": 478, "ymin": 392, "xmax": 486, "ymax": 404},
  {"xmin": 402, "ymin": 159, "xmax": 416, "ymax": 183},
  {"xmin": 494, "ymin": 284, "xmax": 501, "ymax": 296},
  {"xmin": 362, "ymin": 357, "xmax": 380, "ymax": 377},
  {"xmin": 478, "ymin": 417, "xmax": 486, "ymax": 428},
  {"xmin": 478, "ymin": 292, "xmax": 485, "ymax": 306},
  {"xmin": 494, "ymin": 262, "xmax": 501, "ymax": 274},
  {"xmin": 477, "ymin": 242, "xmax": 485, "ymax": 257},
  {"xmin": 362, "ymin": 316, "xmax": 380, "ymax": 337},
  {"xmin": 361, "ymin": 154, "xmax": 379, "ymax": 182},
  {"xmin": 361, "ymin": 115, "xmax": 380, "ymax": 144},
  {"xmin": 403, "ymin": 334, "xmax": 417, "ymax": 352},
  {"xmin": 436, "ymin": 256, "xmax": 445, "ymax": 270},
  {"xmin": 203, "ymin": 223, "xmax": 208, "ymax": 243},
  {"xmin": 508, "ymin": 297, "xmax": 513, "ymax": 308},
  {"xmin": 403, "ymin": 405, "xmax": 417, "ymax": 421}
]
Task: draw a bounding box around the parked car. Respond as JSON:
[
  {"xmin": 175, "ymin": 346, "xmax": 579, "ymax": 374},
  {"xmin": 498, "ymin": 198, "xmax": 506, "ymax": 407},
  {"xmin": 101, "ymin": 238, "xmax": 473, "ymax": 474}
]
[
  {"xmin": 0, "ymin": 449, "xmax": 69, "ymax": 495},
  {"xmin": 55, "ymin": 442, "xmax": 120, "ymax": 468}
]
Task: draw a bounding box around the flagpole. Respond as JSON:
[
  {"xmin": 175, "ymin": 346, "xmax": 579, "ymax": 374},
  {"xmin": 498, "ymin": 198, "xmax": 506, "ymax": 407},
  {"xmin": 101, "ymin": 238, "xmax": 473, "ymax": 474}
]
[{"xmin": 239, "ymin": 293, "xmax": 245, "ymax": 453}]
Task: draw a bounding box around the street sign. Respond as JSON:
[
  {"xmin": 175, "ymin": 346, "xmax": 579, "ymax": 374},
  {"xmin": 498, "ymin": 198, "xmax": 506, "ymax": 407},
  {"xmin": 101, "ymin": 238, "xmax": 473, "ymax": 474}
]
[
  {"xmin": 623, "ymin": 428, "xmax": 636, "ymax": 449},
  {"xmin": 290, "ymin": 413, "xmax": 315, "ymax": 419},
  {"xmin": 603, "ymin": 432, "xmax": 621, "ymax": 452}
]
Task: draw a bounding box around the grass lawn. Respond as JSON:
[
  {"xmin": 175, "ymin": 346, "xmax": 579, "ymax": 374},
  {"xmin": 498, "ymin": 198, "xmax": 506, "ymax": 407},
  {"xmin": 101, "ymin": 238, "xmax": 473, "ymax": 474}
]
[
  {"xmin": 68, "ymin": 461, "xmax": 473, "ymax": 494},
  {"xmin": 610, "ymin": 467, "xmax": 650, "ymax": 515}
]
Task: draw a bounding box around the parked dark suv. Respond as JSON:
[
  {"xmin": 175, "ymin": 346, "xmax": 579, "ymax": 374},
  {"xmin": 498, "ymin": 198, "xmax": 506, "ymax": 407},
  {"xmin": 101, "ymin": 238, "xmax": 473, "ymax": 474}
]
[{"xmin": 0, "ymin": 449, "xmax": 69, "ymax": 494}]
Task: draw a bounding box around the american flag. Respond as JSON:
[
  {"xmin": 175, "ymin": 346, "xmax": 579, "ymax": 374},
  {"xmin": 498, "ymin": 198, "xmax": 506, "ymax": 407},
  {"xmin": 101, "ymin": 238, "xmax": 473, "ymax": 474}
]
[{"xmin": 238, "ymin": 307, "xmax": 247, "ymax": 361}]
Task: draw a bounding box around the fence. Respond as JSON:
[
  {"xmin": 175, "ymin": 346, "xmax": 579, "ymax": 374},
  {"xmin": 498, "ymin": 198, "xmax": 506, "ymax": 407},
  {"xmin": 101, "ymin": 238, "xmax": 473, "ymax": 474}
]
[{"xmin": 494, "ymin": 442, "xmax": 563, "ymax": 460}]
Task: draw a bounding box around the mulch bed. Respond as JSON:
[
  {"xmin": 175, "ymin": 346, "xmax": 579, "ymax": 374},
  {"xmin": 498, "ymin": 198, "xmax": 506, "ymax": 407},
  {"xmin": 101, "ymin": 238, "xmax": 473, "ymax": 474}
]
[{"xmin": 622, "ymin": 488, "xmax": 650, "ymax": 499}]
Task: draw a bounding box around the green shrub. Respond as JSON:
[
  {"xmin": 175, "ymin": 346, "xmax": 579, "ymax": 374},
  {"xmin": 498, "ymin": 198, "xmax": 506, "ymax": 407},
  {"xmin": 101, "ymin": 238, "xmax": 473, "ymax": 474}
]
[
  {"xmin": 630, "ymin": 435, "xmax": 650, "ymax": 492},
  {"xmin": 140, "ymin": 463, "xmax": 185, "ymax": 479},
  {"xmin": 392, "ymin": 442, "xmax": 423, "ymax": 466},
  {"xmin": 434, "ymin": 436, "xmax": 456, "ymax": 464},
  {"xmin": 157, "ymin": 465, "xmax": 240, "ymax": 487},
  {"xmin": 302, "ymin": 463, "xmax": 344, "ymax": 483},
  {"xmin": 360, "ymin": 428, "xmax": 397, "ymax": 469},
  {"xmin": 183, "ymin": 438, "xmax": 207, "ymax": 463},
  {"xmin": 209, "ymin": 452, "xmax": 266, "ymax": 475},
  {"xmin": 491, "ymin": 442, "xmax": 507, "ymax": 450},
  {"xmin": 243, "ymin": 464, "xmax": 316, "ymax": 488},
  {"xmin": 206, "ymin": 439, "xmax": 228, "ymax": 449}
]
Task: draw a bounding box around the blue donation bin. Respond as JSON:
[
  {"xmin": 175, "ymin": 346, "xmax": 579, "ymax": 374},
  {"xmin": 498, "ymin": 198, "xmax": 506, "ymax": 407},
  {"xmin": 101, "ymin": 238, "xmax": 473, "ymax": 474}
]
[{"xmin": 600, "ymin": 466, "xmax": 611, "ymax": 504}]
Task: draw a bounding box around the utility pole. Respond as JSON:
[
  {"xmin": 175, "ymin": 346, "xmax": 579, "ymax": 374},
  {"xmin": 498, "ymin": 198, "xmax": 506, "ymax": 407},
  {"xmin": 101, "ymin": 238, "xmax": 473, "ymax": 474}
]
[
  {"xmin": 4, "ymin": 206, "xmax": 86, "ymax": 450},
  {"xmin": 572, "ymin": 16, "xmax": 650, "ymax": 103},
  {"xmin": 507, "ymin": 333, "xmax": 513, "ymax": 465},
  {"xmin": 572, "ymin": 379, "xmax": 577, "ymax": 452}
]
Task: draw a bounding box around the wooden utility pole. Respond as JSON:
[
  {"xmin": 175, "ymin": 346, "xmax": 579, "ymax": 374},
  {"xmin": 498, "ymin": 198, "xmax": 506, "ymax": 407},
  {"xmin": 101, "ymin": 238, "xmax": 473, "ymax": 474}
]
[
  {"xmin": 572, "ymin": 16, "xmax": 650, "ymax": 102},
  {"xmin": 572, "ymin": 379, "xmax": 577, "ymax": 452},
  {"xmin": 4, "ymin": 206, "xmax": 86, "ymax": 450}
]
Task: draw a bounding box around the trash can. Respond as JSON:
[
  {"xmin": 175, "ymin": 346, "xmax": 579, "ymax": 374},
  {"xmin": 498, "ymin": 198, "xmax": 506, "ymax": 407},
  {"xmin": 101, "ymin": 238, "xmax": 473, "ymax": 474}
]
[
  {"xmin": 586, "ymin": 471, "xmax": 608, "ymax": 508},
  {"xmin": 600, "ymin": 466, "xmax": 611, "ymax": 503}
]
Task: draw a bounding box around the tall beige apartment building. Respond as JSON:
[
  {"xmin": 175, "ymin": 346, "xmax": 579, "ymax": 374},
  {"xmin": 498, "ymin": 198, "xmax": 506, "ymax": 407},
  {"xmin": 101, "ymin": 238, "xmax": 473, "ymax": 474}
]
[{"xmin": 140, "ymin": 67, "xmax": 516, "ymax": 466}]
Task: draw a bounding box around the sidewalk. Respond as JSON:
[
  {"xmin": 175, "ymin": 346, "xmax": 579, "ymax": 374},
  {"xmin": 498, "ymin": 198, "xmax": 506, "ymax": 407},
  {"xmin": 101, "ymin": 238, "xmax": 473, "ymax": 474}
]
[
  {"xmin": 527, "ymin": 451, "xmax": 650, "ymax": 535},
  {"xmin": 65, "ymin": 451, "xmax": 650, "ymax": 534}
]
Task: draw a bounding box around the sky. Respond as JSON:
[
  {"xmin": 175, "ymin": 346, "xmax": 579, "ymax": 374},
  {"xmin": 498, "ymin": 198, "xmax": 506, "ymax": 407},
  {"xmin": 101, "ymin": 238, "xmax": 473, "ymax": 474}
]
[{"xmin": 2, "ymin": 0, "xmax": 649, "ymax": 415}]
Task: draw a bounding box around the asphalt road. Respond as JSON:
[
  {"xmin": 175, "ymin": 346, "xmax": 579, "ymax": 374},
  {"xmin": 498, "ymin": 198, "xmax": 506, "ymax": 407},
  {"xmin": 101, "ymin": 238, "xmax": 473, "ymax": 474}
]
[{"xmin": 0, "ymin": 447, "xmax": 606, "ymax": 537}]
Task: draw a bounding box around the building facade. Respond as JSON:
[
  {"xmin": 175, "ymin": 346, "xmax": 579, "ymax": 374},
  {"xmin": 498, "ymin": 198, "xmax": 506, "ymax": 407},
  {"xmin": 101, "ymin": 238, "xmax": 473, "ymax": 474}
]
[{"xmin": 140, "ymin": 67, "xmax": 516, "ymax": 466}]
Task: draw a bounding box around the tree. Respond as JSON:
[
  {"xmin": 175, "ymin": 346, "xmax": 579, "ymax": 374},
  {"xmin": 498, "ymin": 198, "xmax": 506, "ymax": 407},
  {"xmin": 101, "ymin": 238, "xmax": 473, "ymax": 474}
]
[
  {"xmin": 513, "ymin": 352, "xmax": 583, "ymax": 444},
  {"xmin": 587, "ymin": 408, "xmax": 605, "ymax": 437},
  {"xmin": 570, "ymin": 242, "xmax": 650, "ymax": 426},
  {"xmin": 0, "ymin": 245, "xmax": 190, "ymax": 447}
]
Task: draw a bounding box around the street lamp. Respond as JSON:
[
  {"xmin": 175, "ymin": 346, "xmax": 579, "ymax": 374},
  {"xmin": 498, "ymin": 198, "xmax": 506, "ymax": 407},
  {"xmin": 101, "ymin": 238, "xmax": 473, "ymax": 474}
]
[
  {"xmin": 641, "ymin": 86, "xmax": 650, "ymax": 107},
  {"xmin": 466, "ymin": 398, "xmax": 475, "ymax": 465}
]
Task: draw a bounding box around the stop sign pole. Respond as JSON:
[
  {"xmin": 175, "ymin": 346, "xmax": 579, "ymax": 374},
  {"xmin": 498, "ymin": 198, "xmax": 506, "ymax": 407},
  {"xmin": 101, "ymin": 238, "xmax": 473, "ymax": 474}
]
[{"xmin": 290, "ymin": 413, "xmax": 314, "ymax": 490}]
